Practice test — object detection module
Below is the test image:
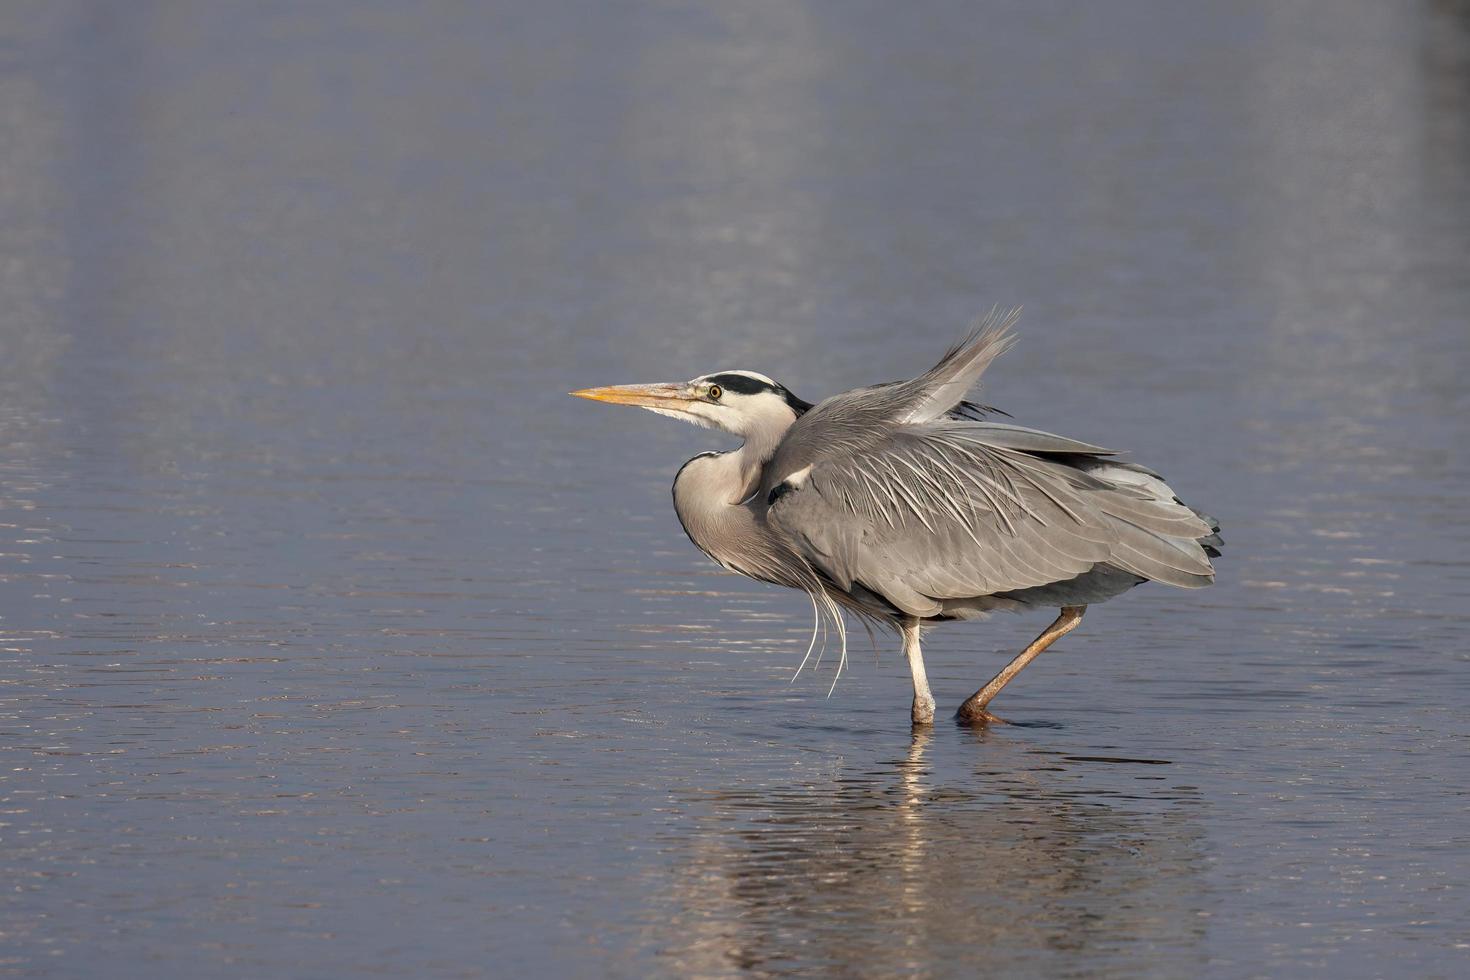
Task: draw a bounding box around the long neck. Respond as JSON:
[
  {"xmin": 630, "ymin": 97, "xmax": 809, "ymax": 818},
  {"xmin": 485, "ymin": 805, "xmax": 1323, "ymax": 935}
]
[
  {"xmin": 731, "ymin": 419, "xmax": 787, "ymax": 503},
  {"xmin": 672, "ymin": 421, "xmax": 790, "ymax": 581}
]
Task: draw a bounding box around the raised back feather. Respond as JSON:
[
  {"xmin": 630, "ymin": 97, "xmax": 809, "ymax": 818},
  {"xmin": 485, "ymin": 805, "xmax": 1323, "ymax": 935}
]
[
  {"xmin": 895, "ymin": 306, "xmax": 1020, "ymax": 424},
  {"xmin": 763, "ymin": 308, "xmax": 1020, "ymax": 498}
]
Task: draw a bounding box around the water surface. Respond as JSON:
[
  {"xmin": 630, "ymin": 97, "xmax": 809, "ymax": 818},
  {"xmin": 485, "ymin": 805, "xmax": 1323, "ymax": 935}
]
[{"xmin": 2, "ymin": 2, "xmax": 1468, "ymax": 976}]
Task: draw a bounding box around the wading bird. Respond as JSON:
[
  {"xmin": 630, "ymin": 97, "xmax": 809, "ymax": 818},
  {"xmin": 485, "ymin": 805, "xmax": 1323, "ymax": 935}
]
[{"xmin": 572, "ymin": 310, "xmax": 1221, "ymax": 724}]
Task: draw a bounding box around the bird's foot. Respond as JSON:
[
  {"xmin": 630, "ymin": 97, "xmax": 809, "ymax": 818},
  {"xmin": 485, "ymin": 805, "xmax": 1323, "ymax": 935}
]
[
  {"xmin": 911, "ymin": 694, "xmax": 936, "ymax": 726},
  {"xmin": 954, "ymin": 700, "xmax": 1005, "ymax": 726}
]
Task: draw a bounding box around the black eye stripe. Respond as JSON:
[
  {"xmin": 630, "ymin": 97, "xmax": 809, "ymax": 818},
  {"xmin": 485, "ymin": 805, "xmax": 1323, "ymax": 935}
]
[
  {"xmin": 705, "ymin": 373, "xmax": 779, "ymax": 396},
  {"xmin": 701, "ymin": 373, "xmax": 813, "ymax": 415}
]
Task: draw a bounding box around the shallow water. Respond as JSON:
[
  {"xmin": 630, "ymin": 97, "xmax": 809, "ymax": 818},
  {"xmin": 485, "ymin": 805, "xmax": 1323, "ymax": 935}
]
[{"xmin": 2, "ymin": 2, "xmax": 1469, "ymax": 976}]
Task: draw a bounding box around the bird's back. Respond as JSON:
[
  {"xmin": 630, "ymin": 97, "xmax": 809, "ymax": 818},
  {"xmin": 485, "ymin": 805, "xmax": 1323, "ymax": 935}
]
[{"xmin": 757, "ymin": 315, "xmax": 1220, "ymax": 622}]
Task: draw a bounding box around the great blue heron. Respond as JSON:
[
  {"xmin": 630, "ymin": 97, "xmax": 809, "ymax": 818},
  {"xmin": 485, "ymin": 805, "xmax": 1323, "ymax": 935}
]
[{"xmin": 572, "ymin": 309, "xmax": 1222, "ymax": 724}]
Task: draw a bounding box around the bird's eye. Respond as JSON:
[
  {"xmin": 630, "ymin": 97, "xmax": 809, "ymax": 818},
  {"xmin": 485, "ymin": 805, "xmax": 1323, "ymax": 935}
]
[{"xmin": 708, "ymin": 384, "xmax": 722, "ymax": 401}]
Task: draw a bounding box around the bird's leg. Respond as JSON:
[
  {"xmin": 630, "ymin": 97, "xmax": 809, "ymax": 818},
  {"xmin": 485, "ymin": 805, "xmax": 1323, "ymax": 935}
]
[
  {"xmin": 902, "ymin": 617, "xmax": 935, "ymax": 726},
  {"xmin": 956, "ymin": 606, "xmax": 1086, "ymax": 722}
]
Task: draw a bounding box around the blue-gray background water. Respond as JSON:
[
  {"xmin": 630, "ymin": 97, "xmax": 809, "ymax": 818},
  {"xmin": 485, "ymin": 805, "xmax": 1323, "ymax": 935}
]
[{"xmin": 2, "ymin": 2, "xmax": 1468, "ymax": 977}]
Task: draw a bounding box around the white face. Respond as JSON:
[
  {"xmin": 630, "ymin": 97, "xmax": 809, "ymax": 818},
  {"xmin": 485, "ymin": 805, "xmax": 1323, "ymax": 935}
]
[{"xmin": 675, "ymin": 372, "xmax": 798, "ymax": 437}]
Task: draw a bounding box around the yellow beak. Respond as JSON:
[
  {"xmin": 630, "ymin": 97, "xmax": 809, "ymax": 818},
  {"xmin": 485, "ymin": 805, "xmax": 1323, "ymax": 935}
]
[{"xmin": 569, "ymin": 382, "xmax": 693, "ymax": 410}]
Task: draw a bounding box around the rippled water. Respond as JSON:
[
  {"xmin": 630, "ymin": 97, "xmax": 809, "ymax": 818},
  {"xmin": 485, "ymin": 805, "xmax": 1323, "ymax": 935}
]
[{"xmin": 2, "ymin": 2, "xmax": 1468, "ymax": 976}]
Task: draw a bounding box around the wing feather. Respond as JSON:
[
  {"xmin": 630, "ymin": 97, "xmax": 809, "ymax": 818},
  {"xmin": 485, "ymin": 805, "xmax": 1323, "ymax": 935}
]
[{"xmin": 765, "ymin": 419, "xmax": 1216, "ymax": 615}]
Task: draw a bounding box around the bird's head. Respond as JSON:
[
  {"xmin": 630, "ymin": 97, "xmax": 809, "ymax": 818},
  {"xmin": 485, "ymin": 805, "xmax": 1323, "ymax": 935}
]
[{"xmin": 571, "ymin": 370, "xmax": 812, "ymax": 441}]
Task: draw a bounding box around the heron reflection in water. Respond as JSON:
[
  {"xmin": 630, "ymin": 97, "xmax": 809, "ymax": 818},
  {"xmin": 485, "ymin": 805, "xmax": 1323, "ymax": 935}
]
[
  {"xmin": 573, "ymin": 309, "xmax": 1221, "ymax": 723},
  {"xmin": 639, "ymin": 732, "xmax": 1209, "ymax": 975}
]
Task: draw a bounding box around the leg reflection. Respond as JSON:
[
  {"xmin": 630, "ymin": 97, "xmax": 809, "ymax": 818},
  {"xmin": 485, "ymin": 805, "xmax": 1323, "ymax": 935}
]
[{"xmin": 642, "ymin": 730, "xmax": 1208, "ymax": 975}]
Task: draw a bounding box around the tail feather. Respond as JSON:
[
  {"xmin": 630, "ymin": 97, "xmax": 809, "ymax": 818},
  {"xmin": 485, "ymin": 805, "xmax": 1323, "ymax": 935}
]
[
  {"xmin": 1064, "ymin": 457, "xmax": 1222, "ymax": 585},
  {"xmin": 1188, "ymin": 504, "xmax": 1224, "ymax": 558}
]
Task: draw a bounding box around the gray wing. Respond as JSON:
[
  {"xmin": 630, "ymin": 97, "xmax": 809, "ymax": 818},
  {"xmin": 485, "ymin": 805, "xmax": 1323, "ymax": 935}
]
[{"xmin": 764, "ymin": 419, "xmax": 1216, "ymax": 619}]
